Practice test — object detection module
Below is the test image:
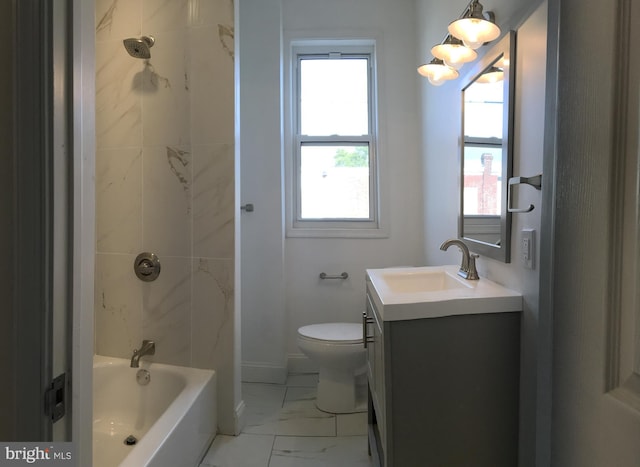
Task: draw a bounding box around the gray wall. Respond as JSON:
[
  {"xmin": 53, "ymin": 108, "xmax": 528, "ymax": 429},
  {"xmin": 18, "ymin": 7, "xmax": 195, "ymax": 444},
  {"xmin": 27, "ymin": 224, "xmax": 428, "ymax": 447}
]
[{"xmin": 0, "ymin": 0, "xmax": 15, "ymax": 442}]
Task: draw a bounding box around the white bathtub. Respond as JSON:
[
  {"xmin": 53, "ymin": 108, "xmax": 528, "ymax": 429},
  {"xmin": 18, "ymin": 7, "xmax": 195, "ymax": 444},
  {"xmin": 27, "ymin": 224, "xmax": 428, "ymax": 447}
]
[{"xmin": 93, "ymin": 355, "xmax": 217, "ymax": 467}]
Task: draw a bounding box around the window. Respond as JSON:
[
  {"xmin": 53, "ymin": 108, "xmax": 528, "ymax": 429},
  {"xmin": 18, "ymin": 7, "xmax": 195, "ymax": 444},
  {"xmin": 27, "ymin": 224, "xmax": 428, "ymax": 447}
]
[
  {"xmin": 289, "ymin": 43, "xmax": 379, "ymax": 235},
  {"xmin": 463, "ymin": 80, "xmax": 503, "ymax": 217}
]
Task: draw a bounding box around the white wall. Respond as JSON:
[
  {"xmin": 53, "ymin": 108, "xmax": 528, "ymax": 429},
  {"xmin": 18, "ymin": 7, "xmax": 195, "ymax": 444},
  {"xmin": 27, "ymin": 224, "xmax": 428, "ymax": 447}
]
[
  {"xmin": 240, "ymin": 0, "xmax": 425, "ymax": 379},
  {"xmin": 239, "ymin": 0, "xmax": 288, "ymax": 383},
  {"xmin": 418, "ymin": 0, "xmax": 547, "ymax": 465},
  {"xmin": 282, "ymin": 0, "xmax": 424, "ymax": 363},
  {"xmin": 283, "ymin": 0, "xmax": 423, "ymax": 362}
]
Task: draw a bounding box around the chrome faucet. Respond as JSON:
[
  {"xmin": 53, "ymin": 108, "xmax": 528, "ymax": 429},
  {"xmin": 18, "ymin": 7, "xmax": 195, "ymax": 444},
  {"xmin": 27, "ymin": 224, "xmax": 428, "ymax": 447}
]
[
  {"xmin": 440, "ymin": 239, "xmax": 479, "ymax": 280},
  {"xmin": 130, "ymin": 340, "xmax": 156, "ymax": 368}
]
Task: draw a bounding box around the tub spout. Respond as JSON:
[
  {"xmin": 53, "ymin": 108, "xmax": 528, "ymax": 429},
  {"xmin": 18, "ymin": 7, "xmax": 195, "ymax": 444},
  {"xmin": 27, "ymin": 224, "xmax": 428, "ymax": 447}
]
[{"xmin": 130, "ymin": 340, "xmax": 156, "ymax": 368}]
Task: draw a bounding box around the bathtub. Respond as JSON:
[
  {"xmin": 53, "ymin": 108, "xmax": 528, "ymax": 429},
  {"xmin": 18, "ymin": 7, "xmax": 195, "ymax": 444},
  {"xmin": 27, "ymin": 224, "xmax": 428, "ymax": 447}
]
[{"xmin": 93, "ymin": 355, "xmax": 217, "ymax": 467}]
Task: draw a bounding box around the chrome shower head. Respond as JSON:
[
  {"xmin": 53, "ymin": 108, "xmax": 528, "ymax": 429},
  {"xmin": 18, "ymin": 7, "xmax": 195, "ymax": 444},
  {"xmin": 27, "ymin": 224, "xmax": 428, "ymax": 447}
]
[{"xmin": 123, "ymin": 35, "xmax": 155, "ymax": 59}]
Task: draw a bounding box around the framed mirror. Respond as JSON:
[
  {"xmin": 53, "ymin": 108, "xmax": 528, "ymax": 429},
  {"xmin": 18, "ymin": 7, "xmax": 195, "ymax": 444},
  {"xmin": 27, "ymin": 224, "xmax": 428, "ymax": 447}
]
[{"xmin": 459, "ymin": 31, "xmax": 515, "ymax": 263}]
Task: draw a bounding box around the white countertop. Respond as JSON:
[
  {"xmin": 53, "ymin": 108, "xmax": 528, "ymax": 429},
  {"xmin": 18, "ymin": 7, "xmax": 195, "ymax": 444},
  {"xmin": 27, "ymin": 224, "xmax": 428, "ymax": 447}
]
[{"xmin": 366, "ymin": 265, "xmax": 523, "ymax": 322}]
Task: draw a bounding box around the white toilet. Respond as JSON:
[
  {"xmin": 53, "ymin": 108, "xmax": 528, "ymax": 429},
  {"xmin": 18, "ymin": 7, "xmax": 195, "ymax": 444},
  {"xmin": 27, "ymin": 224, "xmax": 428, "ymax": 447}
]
[{"xmin": 296, "ymin": 322, "xmax": 367, "ymax": 414}]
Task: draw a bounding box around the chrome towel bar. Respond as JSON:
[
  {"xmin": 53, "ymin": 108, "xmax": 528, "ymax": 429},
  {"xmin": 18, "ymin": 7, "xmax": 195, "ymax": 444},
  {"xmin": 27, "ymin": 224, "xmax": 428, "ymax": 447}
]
[{"xmin": 319, "ymin": 272, "xmax": 349, "ymax": 280}]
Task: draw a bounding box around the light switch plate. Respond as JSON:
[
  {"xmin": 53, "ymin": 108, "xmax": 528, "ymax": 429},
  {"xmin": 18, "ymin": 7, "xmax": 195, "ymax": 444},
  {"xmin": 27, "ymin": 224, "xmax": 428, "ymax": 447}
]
[{"xmin": 521, "ymin": 229, "xmax": 535, "ymax": 269}]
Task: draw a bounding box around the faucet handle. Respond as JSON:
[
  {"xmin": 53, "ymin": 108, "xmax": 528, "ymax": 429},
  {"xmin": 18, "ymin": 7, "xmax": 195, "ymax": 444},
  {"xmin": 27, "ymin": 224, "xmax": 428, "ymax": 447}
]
[{"xmin": 466, "ymin": 254, "xmax": 480, "ymax": 280}]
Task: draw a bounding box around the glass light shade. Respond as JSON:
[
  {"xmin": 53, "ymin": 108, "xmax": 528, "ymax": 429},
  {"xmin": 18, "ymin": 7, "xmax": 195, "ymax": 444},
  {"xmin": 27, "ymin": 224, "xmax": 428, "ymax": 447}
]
[
  {"xmin": 431, "ymin": 40, "xmax": 477, "ymax": 70},
  {"xmin": 475, "ymin": 66, "xmax": 504, "ymax": 83},
  {"xmin": 448, "ymin": 1, "xmax": 501, "ymax": 50},
  {"xmin": 417, "ymin": 58, "xmax": 459, "ymax": 85}
]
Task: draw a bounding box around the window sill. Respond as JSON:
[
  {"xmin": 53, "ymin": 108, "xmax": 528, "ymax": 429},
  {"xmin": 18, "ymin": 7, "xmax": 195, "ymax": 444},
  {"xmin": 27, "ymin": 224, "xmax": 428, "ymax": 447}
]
[{"xmin": 286, "ymin": 226, "xmax": 389, "ymax": 239}]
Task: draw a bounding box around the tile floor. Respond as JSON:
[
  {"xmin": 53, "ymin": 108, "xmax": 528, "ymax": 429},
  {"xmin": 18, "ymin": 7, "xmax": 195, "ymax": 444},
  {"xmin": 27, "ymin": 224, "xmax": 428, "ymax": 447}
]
[{"xmin": 200, "ymin": 374, "xmax": 375, "ymax": 467}]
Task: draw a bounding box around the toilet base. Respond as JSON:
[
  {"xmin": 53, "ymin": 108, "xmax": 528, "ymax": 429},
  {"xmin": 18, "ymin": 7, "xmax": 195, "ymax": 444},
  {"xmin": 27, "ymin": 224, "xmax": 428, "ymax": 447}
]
[{"xmin": 315, "ymin": 369, "xmax": 367, "ymax": 414}]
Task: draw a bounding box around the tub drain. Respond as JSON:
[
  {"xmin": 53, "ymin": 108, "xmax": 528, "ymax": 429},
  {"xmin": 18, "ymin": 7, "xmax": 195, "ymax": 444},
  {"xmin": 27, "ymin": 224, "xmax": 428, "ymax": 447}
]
[{"xmin": 124, "ymin": 435, "xmax": 138, "ymax": 446}]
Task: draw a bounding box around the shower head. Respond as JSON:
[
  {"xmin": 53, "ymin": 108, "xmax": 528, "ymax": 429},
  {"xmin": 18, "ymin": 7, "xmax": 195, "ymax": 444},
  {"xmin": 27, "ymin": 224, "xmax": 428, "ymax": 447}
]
[{"xmin": 123, "ymin": 35, "xmax": 155, "ymax": 59}]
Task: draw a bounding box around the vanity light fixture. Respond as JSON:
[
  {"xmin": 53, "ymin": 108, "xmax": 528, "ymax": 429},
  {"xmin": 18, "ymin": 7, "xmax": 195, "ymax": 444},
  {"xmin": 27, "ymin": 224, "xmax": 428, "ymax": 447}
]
[
  {"xmin": 419, "ymin": 0, "xmax": 501, "ymax": 86},
  {"xmin": 431, "ymin": 35, "xmax": 477, "ymax": 70},
  {"xmin": 448, "ymin": 0, "xmax": 501, "ymax": 50},
  {"xmin": 475, "ymin": 66, "xmax": 504, "ymax": 83},
  {"xmin": 417, "ymin": 58, "xmax": 459, "ymax": 86}
]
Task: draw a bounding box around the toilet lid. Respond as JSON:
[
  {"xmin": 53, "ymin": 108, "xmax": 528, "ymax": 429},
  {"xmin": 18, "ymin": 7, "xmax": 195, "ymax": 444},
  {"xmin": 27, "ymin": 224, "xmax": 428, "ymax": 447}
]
[{"xmin": 298, "ymin": 323, "xmax": 363, "ymax": 343}]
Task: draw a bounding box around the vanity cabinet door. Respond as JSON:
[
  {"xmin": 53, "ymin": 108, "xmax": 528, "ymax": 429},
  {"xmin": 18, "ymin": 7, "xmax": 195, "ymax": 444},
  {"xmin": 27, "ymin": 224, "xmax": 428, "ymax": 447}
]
[
  {"xmin": 365, "ymin": 295, "xmax": 376, "ymax": 390},
  {"xmin": 365, "ymin": 295, "xmax": 384, "ymax": 418},
  {"xmin": 386, "ymin": 313, "xmax": 520, "ymax": 467},
  {"xmin": 366, "ymin": 293, "xmax": 386, "ymax": 464},
  {"xmin": 372, "ymin": 308, "xmax": 384, "ymax": 441}
]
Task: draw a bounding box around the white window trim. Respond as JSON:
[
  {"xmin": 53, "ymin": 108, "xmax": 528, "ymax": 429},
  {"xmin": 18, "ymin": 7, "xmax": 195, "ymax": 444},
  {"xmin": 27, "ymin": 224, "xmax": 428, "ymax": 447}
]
[{"xmin": 283, "ymin": 32, "xmax": 389, "ymax": 239}]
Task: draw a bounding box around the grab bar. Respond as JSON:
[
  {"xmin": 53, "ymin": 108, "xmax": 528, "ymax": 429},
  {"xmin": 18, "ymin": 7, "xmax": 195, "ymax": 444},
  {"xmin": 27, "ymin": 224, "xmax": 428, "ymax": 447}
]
[{"xmin": 319, "ymin": 272, "xmax": 349, "ymax": 280}]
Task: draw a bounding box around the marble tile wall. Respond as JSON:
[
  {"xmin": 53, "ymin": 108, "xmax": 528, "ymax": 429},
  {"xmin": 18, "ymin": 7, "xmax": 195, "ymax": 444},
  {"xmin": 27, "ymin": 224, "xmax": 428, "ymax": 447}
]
[{"xmin": 94, "ymin": 0, "xmax": 235, "ymax": 431}]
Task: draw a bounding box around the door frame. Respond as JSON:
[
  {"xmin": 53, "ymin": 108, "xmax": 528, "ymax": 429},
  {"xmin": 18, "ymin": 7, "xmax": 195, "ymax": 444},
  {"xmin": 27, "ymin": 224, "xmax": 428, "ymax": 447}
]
[
  {"xmin": 70, "ymin": 0, "xmax": 96, "ymax": 464},
  {"xmin": 536, "ymin": 0, "xmax": 560, "ymax": 464},
  {"xmin": 11, "ymin": 1, "xmax": 95, "ymax": 464},
  {"xmin": 13, "ymin": 0, "xmax": 57, "ymax": 440}
]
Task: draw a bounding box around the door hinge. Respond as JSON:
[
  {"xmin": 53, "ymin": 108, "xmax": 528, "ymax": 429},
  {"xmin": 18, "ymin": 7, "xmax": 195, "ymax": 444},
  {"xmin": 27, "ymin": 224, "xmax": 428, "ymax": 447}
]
[{"xmin": 45, "ymin": 373, "xmax": 66, "ymax": 423}]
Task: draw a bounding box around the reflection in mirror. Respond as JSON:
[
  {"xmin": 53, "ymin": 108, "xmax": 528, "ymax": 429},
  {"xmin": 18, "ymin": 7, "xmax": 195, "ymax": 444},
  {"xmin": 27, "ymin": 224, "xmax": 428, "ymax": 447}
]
[
  {"xmin": 460, "ymin": 32, "xmax": 514, "ymax": 262},
  {"xmin": 463, "ymin": 70, "xmax": 503, "ymax": 245}
]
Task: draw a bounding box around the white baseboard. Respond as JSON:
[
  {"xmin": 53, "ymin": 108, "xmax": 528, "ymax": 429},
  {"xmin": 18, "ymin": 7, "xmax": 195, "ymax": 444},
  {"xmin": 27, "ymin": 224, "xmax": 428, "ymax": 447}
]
[
  {"xmin": 287, "ymin": 353, "xmax": 318, "ymax": 374},
  {"xmin": 234, "ymin": 399, "xmax": 246, "ymax": 436},
  {"xmin": 241, "ymin": 361, "xmax": 288, "ymax": 384}
]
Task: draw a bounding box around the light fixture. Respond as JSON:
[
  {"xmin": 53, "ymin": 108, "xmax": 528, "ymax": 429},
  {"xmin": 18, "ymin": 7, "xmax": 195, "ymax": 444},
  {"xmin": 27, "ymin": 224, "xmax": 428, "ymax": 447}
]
[
  {"xmin": 448, "ymin": 0, "xmax": 501, "ymax": 50},
  {"xmin": 417, "ymin": 58, "xmax": 459, "ymax": 86},
  {"xmin": 431, "ymin": 35, "xmax": 477, "ymax": 70},
  {"xmin": 475, "ymin": 66, "xmax": 504, "ymax": 83},
  {"xmin": 418, "ymin": 0, "xmax": 501, "ymax": 86}
]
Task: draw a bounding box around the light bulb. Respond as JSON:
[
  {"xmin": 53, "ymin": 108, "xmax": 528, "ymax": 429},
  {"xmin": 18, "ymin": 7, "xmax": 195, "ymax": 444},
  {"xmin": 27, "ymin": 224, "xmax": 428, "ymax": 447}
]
[
  {"xmin": 417, "ymin": 58, "xmax": 459, "ymax": 85},
  {"xmin": 444, "ymin": 48, "xmax": 473, "ymax": 69},
  {"xmin": 448, "ymin": 1, "xmax": 501, "ymax": 50},
  {"xmin": 475, "ymin": 66, "xmax": 504, "ymax": 83},
  {"xmin": 431, "ymin": 36, "xmax": 477, "ymax": 70},
  {"xmin": 462, "ymin": 36, "xmax": 484, "ymax": 50}
]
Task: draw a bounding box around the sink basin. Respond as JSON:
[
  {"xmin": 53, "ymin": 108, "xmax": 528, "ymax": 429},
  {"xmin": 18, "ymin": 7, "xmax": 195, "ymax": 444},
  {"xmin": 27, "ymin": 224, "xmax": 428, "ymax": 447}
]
[
  {"xmin": 366, "ymin": 265, "xmax": 522, "ymax": 321},
  {"xmin": 380, "ymin": 269, "xmax": 472, "ymax": 293}
]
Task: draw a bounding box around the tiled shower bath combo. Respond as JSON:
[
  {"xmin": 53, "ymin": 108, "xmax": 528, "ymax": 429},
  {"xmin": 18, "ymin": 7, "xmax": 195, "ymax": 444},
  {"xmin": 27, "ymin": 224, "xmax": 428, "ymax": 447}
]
[{"xmin": 94, "ymin": 0, "xmax": 235, "ymax": 464}]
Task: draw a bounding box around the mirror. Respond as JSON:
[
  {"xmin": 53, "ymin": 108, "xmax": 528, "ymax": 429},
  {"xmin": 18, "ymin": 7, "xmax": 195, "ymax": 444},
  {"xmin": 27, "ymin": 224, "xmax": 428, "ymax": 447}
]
[{"xmin": 460, "ymin": 31, "xmax": 515, "ymax": 263}]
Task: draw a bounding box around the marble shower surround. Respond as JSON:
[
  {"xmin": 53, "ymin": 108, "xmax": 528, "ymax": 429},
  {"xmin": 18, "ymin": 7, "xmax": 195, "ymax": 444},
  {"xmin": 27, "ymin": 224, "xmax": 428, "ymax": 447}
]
[{"xmin": 94, "ymin": 0, "xmax": 235, "ymax": 430}]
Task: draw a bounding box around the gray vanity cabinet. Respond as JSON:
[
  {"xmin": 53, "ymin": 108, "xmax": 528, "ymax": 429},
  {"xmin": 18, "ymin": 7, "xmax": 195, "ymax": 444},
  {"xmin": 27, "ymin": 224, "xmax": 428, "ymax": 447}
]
[{"xmin": 365, "ymin": 285, "xmax": 521, "ymax": 467}]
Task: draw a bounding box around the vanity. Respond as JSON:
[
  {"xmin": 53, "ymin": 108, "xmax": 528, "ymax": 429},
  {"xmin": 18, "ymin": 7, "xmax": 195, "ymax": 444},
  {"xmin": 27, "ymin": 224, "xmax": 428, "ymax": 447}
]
[{"xmin": 364, "ymin": 266, "xmax": 522, "ymax": 467}]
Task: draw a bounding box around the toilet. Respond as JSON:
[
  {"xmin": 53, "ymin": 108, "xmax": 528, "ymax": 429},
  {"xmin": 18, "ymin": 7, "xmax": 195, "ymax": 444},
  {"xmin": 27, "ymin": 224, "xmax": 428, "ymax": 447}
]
[{"xmin": 297, "ymin": 322, "xmax": 367, "ymax": 414}]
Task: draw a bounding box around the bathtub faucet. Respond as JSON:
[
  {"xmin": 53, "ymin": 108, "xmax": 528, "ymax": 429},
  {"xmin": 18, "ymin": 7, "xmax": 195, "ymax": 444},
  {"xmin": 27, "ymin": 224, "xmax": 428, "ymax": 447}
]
[{"xmin": 130, "ymin": 340, "xmax": 156, "ymax": 368}]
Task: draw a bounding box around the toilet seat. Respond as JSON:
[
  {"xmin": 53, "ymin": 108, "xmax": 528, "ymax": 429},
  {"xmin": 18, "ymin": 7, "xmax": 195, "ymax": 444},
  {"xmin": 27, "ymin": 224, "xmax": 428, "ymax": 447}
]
[{"xmin": 298, "ymin": 323, "xmax": 362, "ymax": 344}]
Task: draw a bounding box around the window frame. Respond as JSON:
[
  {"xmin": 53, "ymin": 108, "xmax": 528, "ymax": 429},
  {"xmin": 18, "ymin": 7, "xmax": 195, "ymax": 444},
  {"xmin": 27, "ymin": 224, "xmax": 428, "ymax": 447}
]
[{"xmin": 285, "ymin": 40, "xmax": 385, "ymax": 238}]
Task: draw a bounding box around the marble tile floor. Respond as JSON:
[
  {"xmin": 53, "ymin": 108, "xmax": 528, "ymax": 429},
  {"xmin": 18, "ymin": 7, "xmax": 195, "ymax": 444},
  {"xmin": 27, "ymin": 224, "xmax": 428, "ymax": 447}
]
[{"xmin": 200, "ymin": 374, "xmax": 375, "ymax": 467}]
